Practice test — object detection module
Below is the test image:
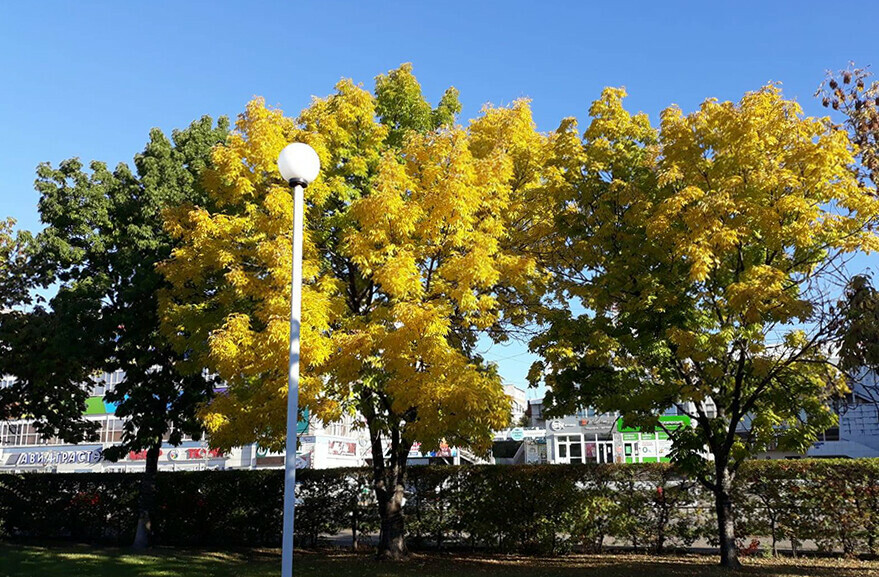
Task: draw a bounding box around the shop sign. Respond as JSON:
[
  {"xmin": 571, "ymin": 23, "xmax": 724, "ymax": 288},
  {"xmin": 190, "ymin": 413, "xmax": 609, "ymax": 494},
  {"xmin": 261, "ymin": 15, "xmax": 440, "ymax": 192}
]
[
  {"xmin": 622, "ymin": 432, "xmax": 640, "ymax": 441},
  {"xmin": 429, "ymin": 442, "xmax": 456, "ymax": 458},
  {"xmin": 184, "ymin": 448, "xmax": 226, "ymax": 460},
  {"xmin": 407, "ymin": 441, "xmax": 457, "ymax": 458},
  {"xmin": 578, "ymin": 415, "xmax": 616, "ymax": 427},
  {"xmin": 509, "ymin": 427, "xmax": 525, "ymax": 442},
  {"xmin": 327, "ymin": 440, "xmax": 356, "ymax": 456},
  {"xmin": 617, "ymin": 415, "xmax": 691, "ymax": 433},
  {"xmin": 5, "ymin": 447, "xmax": 103, "ymax": 468},
  {"xmin": 127, "ymin": 447, "xmax": 225, "ymax": 461}
]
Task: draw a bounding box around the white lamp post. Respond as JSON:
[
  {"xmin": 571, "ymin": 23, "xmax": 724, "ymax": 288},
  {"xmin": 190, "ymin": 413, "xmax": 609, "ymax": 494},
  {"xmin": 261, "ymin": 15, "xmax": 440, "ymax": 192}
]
[{"xmin": 277, "ymin": 142, "xmax": 320, "ymax": 577}]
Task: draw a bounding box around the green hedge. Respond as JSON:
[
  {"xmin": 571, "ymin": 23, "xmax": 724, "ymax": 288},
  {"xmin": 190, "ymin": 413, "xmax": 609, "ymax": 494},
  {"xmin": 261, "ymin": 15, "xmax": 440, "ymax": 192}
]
[{"xmin": 2, "ymin": 460, "xmax": 879, "ymax": 555}]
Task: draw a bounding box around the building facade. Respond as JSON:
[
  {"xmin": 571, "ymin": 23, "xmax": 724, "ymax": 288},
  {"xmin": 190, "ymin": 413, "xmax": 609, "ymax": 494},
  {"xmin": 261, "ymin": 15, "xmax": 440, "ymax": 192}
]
[
  {"xmin": 492, "ymin": 403, "xmax": 692, "ymax": 465},
  {"xmin": 0, "ymin": 370, "xmax": 376, "ymax": 474},
  {"xmin": 0, "ymin": 370, "xmax": 487, "ymax": 473}
]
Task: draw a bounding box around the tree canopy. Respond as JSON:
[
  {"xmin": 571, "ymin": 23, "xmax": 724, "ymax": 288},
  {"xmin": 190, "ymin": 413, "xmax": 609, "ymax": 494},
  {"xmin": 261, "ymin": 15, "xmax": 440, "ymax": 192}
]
[
  {"xmin": 8, "ymin": 115, "xmax": 229, "ymax": 547},
  {"xmin": 528, "ymin": 85, "xmax": 879, "ymax": 567},
  {"xmin": 159, "ymin": 64, "xmax": 548, "ymax": 556}
]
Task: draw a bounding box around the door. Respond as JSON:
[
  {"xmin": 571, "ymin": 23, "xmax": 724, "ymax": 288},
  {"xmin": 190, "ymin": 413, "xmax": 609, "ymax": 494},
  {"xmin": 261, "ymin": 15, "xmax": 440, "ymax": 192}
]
[
  {"xmin": 624, "ymin": 442, "xmax": 637, "ymax": 464},
  {"xmin": 600, "ymin": 442, "xmax": 613, "ymax": 464}
]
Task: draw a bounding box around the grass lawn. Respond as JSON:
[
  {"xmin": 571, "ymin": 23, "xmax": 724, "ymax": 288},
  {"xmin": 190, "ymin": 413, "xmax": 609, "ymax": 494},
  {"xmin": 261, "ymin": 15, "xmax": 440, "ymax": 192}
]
[{"xmin": 2, "ymin": 544, "xmax": 878, "ymax": 577}]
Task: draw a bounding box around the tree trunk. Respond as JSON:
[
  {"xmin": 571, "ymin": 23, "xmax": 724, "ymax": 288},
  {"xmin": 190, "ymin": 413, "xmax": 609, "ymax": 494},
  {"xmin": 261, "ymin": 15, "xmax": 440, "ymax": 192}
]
[
  {"xmin": 769, "ymin": 513, "xmax": 778, "ymax": 557},
  {"xmin": 376, "ymin": 472, "xmax": 407, "ymax": 559},
  {"xmin": 368, "ymin": 418, "xmax": 409, "ymax": 560},
  {"xmin": 132, "ymin": 445, "xmax": 160, "ymax": 550},
  {"xmin": 714, "ymin": 465, "xmax": 740, "ymax": 569}
]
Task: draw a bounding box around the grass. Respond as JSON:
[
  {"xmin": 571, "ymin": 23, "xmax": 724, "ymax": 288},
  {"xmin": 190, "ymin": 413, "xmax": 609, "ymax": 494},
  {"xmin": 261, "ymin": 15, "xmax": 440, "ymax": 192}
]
[{"xmin": 2, "ymin": 544, "xmax": 879, "ymax": 577}]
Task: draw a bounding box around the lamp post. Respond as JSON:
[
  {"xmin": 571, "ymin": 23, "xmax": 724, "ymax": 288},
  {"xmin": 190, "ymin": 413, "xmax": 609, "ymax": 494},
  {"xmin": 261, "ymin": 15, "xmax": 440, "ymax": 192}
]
[{"xmin": 277, "ymin": 142, "xmax": 320, "ymax": 577}]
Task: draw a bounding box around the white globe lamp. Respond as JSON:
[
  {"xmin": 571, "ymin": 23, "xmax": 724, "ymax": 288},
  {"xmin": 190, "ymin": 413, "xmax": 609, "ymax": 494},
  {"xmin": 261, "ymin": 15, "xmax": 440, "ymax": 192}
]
[{"xmin": 278, "ymin": 143, "xmax": 320, "ymax": 186}]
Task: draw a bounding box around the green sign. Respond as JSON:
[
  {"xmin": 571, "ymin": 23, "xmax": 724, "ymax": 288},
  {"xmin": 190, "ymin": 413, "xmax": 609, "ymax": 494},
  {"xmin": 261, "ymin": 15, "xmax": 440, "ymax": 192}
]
[
  {"xmin": 617, "ymin": 415, "xmax": 691, "ymax": 434},
  {"xmin": 510, "ymin": 427, "xmax": 525, "ymax": 442},
  {"xmin": 84, "ymin": 397, "xmax": 106, "ymax": 415}
]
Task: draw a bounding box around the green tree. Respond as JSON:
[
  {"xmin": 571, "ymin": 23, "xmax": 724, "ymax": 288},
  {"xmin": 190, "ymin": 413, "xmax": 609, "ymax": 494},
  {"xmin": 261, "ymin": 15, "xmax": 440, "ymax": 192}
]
[
  {"xmin": 529, "ymin": 86, "xmax": 879, "ymax": 567},
  {"xmin": 0, "ymin": 219, "xmax": 100, "ymax": 440},
  {"xmin": 20, "ymin": 115, "xmax": 228, "ymax": 549}
]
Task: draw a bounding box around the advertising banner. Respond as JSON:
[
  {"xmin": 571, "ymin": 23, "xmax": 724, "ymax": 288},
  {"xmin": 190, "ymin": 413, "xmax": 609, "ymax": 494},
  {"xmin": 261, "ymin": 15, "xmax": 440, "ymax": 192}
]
[{"xmin": 327, "ymin": 440, "xmax": 356, "ymax": 456}]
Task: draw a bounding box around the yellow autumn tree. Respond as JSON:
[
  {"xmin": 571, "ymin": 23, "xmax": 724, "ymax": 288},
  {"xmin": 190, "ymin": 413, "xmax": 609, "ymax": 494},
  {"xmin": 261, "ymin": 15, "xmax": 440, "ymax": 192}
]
[
  {"xmin": 529, "ymin": 85, "xmax": 879, "ymax": 567},
  {"xmin": 159, "ymin": 64, "xmax": 548, "ymax": 557}
]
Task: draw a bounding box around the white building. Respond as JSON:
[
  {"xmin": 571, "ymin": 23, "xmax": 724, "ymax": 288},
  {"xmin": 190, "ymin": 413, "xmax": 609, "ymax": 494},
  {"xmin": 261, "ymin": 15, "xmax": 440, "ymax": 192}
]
[
  {"xmin": 758, "ymin": 372, "xmax": 879, "ymax": 460},
  {"xmin": 0, "ymin": 371, "xmax": 484, "ymax": 473},
  {"xmin": 503, "ymin": 384, "xmax": 528, "ymax": 426}
]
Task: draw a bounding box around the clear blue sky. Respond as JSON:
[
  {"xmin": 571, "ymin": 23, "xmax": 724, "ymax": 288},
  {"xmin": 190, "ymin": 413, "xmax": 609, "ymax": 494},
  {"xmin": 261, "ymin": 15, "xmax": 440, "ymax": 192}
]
[{"xmin": 1, "ymin": 1, "xmax": 877, "ymax": 396}]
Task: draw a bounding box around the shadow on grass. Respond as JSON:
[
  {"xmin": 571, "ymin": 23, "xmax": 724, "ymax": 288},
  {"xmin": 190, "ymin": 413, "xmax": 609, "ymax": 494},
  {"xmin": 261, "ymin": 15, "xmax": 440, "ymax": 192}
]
[
  {"xmin": 2, "ymin": 545, "xmax": 878, "ymax": 577},
  {"xmin": 296, "ymin": 551, "xmax": 879, "ymax": 577}
]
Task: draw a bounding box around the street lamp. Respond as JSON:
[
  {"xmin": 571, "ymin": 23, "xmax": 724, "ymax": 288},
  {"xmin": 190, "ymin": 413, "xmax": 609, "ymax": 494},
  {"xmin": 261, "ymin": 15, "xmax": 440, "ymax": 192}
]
[{"xmin": 277, "ymin": 142, "xmax": 320, "ymax": 577}]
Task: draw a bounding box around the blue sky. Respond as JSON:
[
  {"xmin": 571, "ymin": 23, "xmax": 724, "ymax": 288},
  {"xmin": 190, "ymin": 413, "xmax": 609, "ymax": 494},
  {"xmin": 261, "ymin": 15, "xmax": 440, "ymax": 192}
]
[{"xmin": 1, "ymin": 1, "xmax": 877, "ymax": 397}]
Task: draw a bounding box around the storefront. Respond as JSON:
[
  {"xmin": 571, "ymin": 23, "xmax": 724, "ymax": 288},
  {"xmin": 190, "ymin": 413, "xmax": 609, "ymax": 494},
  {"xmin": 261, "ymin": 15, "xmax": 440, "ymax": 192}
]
[
  {"xmin": 514, "ymin": 412, "xmax": 695, "ymax": 465},
  {"xmin": 546, "ymin": 413, "xmax": 617, "ymax": 464},
  {"xmin": 615, "ymin": 415, "xmax": 691, "ymax": 463}
]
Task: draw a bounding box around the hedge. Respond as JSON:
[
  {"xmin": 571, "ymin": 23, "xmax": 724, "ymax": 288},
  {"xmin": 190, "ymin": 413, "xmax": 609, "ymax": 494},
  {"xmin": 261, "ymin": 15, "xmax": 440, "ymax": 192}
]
[{"xmin": 2, "ymin": 460, "xmax": 879, "ymax": 555}]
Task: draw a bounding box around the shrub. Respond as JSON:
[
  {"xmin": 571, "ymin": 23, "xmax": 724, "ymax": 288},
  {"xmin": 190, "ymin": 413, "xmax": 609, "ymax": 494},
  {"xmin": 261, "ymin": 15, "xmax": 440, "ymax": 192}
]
[{"xmin": 1, "ymin": 459, "xmax": 878, "ymax": 555}]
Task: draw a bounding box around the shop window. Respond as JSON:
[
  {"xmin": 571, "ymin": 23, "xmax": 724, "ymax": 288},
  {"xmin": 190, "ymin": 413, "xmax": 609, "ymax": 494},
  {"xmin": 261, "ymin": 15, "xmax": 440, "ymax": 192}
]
[
  {"xmin": 557, "ymin": 434, "xmax": 584, "ymax": 463},
  {"xmin": 584, "ymin": 442, "xmax": 597, "ymax": 463}
]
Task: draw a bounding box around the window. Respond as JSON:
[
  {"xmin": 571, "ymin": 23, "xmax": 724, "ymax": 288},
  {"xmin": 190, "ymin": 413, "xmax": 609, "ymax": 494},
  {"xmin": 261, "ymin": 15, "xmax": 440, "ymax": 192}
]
[
  {"xmin": 17, "ymin": 423, "xmax": 40, "ymax": 446},
  {"xmin": 1, "ymin": 422, "xmax": 15, "ymax": 445},
  {"xmin": 556, "ymin": 434, "xmax": 584, "ymax": 463},
  {"xmin": 584, "ymin": 442, "xmax": 597, "ymax": 463},
  {"xmin": 103, "ymin": 418, "xmax": 124, "ymax": 444}
]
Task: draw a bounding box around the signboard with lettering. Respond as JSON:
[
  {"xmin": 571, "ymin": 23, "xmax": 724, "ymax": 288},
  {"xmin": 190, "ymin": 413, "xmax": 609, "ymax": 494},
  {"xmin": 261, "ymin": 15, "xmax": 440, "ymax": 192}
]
[{"xmin": 3, "ymin": 446, "xmax": 103, "ymax": 468}]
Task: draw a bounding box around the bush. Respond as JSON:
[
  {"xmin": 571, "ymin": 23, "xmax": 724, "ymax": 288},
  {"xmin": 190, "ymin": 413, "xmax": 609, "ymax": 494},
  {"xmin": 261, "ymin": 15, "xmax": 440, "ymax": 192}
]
[{"xmin": 1, "ymin": 459, "xmax": 878, "ymax": 555}]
